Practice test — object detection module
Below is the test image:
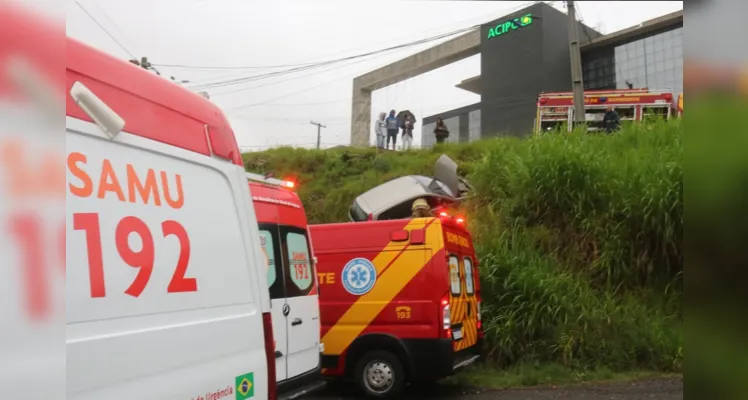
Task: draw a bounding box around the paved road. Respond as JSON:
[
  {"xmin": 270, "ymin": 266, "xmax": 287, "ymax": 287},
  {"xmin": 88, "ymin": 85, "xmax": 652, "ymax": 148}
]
[{"xmin": 307, "ymin": 378, "xmax": 683, "ymax": 400}]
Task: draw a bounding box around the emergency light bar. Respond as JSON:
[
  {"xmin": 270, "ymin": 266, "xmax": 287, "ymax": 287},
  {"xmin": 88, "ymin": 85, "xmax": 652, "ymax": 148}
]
[{"xmin": 246, "ymin": 172, "xmax": 295, "ymax": 189}]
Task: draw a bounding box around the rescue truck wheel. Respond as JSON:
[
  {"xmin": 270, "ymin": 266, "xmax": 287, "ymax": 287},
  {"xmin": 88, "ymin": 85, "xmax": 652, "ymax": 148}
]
[{"xmin": 354, "ymin": 350, "xmax": 405, "ymax": 398}]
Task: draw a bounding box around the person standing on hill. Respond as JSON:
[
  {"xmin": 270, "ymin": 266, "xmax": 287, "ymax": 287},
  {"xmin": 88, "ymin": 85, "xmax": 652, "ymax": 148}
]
[
  {"xmin": 385, "ymin": 109, "xmax": 399, "ymax": 150},
  {"xmin": 374, "ymin": 112, "xmax": 386, "ymax": 149},
  {"xmin": 401, "ymin": 115, "xmax": 414, "ymax": 151},
  {"xmin": 603, "ymin": 106, "xmax": 621, "ymax": 134},
  {"xmin": 434, "ymin": 117, "xmax": 450, "ymax": 144}
]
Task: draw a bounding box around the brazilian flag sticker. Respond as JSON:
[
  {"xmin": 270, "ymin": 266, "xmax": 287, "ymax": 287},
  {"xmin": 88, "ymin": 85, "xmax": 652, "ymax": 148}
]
[{"xmin": 235, "ymin": 372, "xmax": 254, "ymax": 399}]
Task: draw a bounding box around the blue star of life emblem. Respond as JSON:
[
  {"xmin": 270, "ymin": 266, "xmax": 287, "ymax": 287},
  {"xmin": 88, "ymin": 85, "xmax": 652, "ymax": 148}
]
[{"xmin": 342, "ymin": 258, "xmax": 377, "ymax": 296}]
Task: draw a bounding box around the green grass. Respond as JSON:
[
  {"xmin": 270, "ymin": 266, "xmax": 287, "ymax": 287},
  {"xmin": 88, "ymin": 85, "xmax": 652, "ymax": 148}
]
[
  {"xmin": 445, "ymin": 363, "xmax": 681, "ymax": 389},
  {"xmin": 243, "ymin": 120, "xmax": 683, "ymax": 377}
]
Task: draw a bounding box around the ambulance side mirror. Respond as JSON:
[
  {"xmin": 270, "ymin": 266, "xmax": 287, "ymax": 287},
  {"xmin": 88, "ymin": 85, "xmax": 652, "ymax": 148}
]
[{"xmin": 70, "ymin": 81, "xmax": 125, "ymax": 139}]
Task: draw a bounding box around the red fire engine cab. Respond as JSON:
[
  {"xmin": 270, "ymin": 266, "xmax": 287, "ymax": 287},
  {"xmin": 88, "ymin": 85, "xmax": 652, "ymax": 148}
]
[{"xmin": 535, "ymin": 88, "xmax": 676, "ymax": 134}]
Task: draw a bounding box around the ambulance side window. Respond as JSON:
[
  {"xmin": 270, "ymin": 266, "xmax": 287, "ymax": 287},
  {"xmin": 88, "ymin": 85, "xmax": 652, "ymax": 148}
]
[
  {"xmin": 281, "ymin": 226, "xmax": 313, "ymax": 298},
  {"xmin": 449, "ymin": 255, "xmax": 461, "ymax": 295},
  {"xmin": 463, "ymin": 257, "xmax": 475, "ymax": 295},
  {"xmin": 258, "ymin": 224, "xmax": 285, "ymax": 300}
]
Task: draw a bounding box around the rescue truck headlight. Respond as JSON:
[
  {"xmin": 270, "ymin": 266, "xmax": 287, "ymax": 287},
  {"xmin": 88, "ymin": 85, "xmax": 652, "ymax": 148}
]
[
  {"xmin": 456, "ymin": 217, "xmax": 465, "ymax": 224},
  {"xmin": 439, "ymin": 212, "xmax": 449, "ymax": 218}
]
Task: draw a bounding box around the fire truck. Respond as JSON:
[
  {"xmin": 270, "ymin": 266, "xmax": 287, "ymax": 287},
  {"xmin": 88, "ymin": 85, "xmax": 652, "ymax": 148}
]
[
  {"xmin": 534, "ymin": 88, "xmax": 677, "ymax": 133},
  {"xmin": 676, "ymin": 93, "xmax": 683, "ymax": 117}
]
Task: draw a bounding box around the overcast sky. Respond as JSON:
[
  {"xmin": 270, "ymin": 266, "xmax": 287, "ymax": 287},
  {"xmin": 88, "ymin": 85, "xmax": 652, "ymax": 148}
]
[{"xmin": 64, "ymin": 0, "xmax": 683, "ymax": 150}]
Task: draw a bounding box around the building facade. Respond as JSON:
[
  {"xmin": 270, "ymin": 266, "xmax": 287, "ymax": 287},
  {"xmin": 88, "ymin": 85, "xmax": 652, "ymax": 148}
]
[{"xmin": 420, "ymin": 5, "xmax": 683, "ymax": 148}]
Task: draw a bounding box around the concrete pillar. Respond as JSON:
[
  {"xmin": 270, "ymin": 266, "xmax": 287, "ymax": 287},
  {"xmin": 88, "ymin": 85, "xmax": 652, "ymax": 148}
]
[
  {"xmin": 348, "ymin": 30, "xmax": 481, "ymax": 147},
  {"xmin": 350, "ymin": 82, "xmax": 372, "ymax": 147}
]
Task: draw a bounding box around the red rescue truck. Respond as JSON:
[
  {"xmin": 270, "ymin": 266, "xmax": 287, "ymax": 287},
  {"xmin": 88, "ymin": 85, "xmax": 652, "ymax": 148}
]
[
  {"xmin": 535, "ymin": 88, "xmax": 676, "ymax": 133},
  {"xmin": 309, "ymin": 156, "xmax": 483, "ymax": 398}
]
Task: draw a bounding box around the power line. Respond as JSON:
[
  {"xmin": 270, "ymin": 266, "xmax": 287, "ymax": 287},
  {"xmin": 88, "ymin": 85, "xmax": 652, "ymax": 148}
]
[
  {"xmin": 171, "ymin": 1, "xmax": 549, "ymax": 97},
  {"xmin": 227, "ymin": 46, "xmax": 546, "ymax": 116},
  {"xmin": 91, "ymin": 0, "xmax": 132, "ymax": 50},
  {"xmin": 188, "ymin": 24, "xmax": 479, "ymax": 92},
  {"xmin": 208, "ymin": 55, "xmax": 388, "ymax": 97},
  {"xmin": 74, "ymin": 1, "xmax": 136, "ymax": 59},
  {"xmin": 156, "ymin": 0, "xmax": 543, "ymax": 71}
]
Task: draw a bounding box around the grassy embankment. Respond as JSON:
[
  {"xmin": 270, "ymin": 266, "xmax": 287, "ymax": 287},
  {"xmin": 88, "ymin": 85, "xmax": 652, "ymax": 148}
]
[{"xmin": 242, "ymin": 120, "xmax": 683, "ymax": 388}]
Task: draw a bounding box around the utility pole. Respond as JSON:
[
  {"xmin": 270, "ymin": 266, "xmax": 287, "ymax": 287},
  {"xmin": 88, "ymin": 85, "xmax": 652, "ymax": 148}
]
[
  {"xmin": 566, "ymin": 1, "xmax": 586, "ymax": 128},
  {"xmin": 310, "ymin": 121, "xmax": 326, "ymax": 149}
]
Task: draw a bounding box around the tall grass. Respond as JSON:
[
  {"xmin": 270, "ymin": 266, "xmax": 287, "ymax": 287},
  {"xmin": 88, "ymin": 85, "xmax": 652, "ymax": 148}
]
[{"xmin": 243, "ymin": 120, "xmax": 683, "ymax": 373}]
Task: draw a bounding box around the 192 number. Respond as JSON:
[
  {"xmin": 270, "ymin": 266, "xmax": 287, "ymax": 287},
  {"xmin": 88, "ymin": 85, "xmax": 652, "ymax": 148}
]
[
  {"xmin": 294, "ymin": 263, "xmax": 309, "ymax": 281},
  {"xmin": 73, "ymin": 213, "xmax": 196, "ymax": 298}
]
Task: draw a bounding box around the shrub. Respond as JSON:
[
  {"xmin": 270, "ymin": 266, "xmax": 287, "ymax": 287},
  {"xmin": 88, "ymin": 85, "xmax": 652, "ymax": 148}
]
[{"xmin": 243, "ymin": 120, "xmax": 683, "ymax": 372}]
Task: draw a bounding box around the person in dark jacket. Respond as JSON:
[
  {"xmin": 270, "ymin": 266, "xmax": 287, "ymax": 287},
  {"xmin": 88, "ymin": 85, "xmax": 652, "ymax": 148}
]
[
  {"xmin": 385, "ymin": 110, "xmax": 399, "ymax": 150},
  {"xmin": 433, "ymin": 117, "xmax": 449, "ymax": 144},
  {"xmin": 603, "ymin": 106, "xmax": 621, "ymax": 134}
]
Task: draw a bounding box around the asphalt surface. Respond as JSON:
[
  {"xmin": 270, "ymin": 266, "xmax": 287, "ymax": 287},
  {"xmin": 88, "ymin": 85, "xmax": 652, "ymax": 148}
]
[{"xmin": 307, "ymin": 378, "xmax": 683, "ymax": 400}]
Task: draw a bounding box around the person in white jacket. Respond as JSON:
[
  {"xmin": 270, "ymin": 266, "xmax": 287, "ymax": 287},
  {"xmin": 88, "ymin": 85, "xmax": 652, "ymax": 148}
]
[
  {"xmin": 401, "ymin": 115, "xmax": 414, "ymax": 150},
  {"xmin": 374, "ymin": 112, "xmax": 386, "ymax": 149}
]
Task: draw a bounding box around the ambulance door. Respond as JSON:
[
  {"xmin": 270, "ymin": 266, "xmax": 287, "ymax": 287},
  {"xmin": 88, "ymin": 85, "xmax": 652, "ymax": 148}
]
[
  {"xmin": 460, "ymin": 255, "xmax": 479, "ymax": 351},
  {"xmin": 447, "ymin": 254, "xmax": 465, "ymax": 350},
  {"xmin": 279, "ymin": 226, "xmax": 320, "ymax": 379},
  {"xmin": 258, "ymin": 223, "xmax": 288, "ymax": 382},
  {"xmin": 447, "ymin": 247, "xmax": 479, "ymax": 351}
]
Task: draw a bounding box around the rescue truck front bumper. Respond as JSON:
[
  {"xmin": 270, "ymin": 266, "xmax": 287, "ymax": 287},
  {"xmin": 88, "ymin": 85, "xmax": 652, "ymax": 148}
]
[{"xmin": 402, "ymin": 338, "xmax": 484, "ymax": 380}]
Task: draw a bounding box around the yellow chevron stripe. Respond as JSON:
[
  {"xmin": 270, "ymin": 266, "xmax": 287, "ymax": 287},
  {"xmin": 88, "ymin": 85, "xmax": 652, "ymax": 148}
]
[{"xmin": 322, "ymin": 219, "xmax": 445, "ymax": 355}]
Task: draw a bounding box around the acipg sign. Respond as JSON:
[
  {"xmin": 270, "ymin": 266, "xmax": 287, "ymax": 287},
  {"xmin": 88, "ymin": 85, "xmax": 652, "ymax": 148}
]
[{"xmin": 487, "ymin": 14, "xmax": 533, "ymax": 40}]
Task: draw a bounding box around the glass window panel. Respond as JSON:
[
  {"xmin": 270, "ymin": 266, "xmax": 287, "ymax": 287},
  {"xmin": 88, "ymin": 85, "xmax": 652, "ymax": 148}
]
[
  {"xmin": 449, "ymin": 255, "xmax": 461, "ymax": 295},
  {"xmin": 286, "ymin": 231, "xmax": 313, "ymax": 292},
  {"xmin": 464, "ymin": 257, "xmax": 475, "ymax": 295},
  {"xmin": 259, "ymin": 230, "xmax": 277, "ymax": 289}
]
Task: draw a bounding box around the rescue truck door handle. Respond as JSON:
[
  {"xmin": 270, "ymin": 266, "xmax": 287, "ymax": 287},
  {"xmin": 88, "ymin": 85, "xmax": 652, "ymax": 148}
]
[
  {"xmin": 467, "ymin": 303, "xmax": 472, "ymax": 317},
  {"xmin": 275, "ymin": 350, "xmax": 283, "ymax": 358},
  {"xmin": 291, "ymin": 318, "xmax": 303, "ymax": 326}
]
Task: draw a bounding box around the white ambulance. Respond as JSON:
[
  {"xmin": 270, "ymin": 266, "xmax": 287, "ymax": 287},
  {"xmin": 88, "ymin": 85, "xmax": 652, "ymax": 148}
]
[{"xmin": 65, "ymin": 36, "xmax": 278, "ymax": 399}]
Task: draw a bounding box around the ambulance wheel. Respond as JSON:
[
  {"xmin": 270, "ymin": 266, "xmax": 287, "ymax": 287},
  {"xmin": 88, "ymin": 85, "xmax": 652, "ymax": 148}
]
[{"xmin": 354, "ymin": 350, "xmax": 405, "ymax": 398}]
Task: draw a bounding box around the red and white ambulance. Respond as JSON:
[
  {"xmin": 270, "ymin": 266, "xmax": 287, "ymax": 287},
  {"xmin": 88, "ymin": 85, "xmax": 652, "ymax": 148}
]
[
  {"xmin": 246, "ymin": 172, "xmax": 325, "ymax": 398},
  {"xmin": 65, "ymin": 35, "xmax": 278, "ymax": 399}
]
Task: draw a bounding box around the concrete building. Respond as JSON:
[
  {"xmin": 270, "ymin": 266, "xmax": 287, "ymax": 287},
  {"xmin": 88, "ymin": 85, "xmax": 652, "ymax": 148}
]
[{"xmin": 349, "ymin": 2, "xmax": 683, "ymax": 148}]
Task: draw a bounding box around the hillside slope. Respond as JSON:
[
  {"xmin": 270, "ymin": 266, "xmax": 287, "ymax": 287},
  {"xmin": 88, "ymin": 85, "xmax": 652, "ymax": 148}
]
[{"xmin": 243, "ymin": 121, "xmax": 683, "ymax": 372}]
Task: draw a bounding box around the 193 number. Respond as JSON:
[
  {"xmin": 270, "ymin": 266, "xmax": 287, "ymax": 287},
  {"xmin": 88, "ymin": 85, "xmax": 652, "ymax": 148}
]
[{"xmin": 73, "ymin": 213, "xmax": 197, "ymax": 298}]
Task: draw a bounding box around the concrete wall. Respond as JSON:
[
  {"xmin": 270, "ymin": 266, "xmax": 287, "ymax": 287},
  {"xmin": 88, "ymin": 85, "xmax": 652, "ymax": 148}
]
[
  {"xmin": 421, "ymin": 114, "xmax": 462, "ymax": 149},
  {"xmin": 421, "ymin": 122, "xmax": 435, "ymax": 148},
  {"xmin": 468, "ymin": 109, "xmax": 481, "ymax": 142},
  {"xmin": 479, "ymin": 2, "xmax": 601, "ymax": 138},
  {"xmin": 480, "ymin": 3, "xmax": 546, "ymax": 138}
]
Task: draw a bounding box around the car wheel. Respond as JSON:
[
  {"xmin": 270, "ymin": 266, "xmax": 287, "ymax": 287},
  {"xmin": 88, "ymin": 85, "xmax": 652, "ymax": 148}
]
[{"xmin": 354, "ymin": 350, "xmax": 405, "ymax": 398}]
